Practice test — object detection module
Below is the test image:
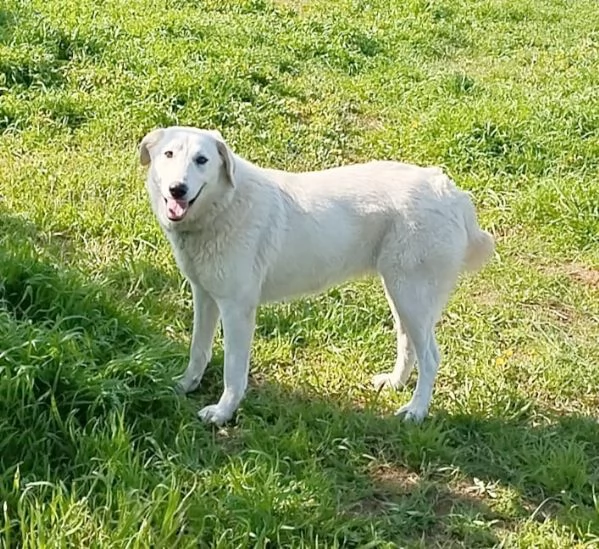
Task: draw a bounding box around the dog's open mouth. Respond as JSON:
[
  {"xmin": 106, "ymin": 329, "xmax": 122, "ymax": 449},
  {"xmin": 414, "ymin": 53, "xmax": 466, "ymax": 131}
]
[
  {"xmin": 164, "ymin": 187, "xmax": 203, "ymax": 222},
  {"xmin": 165, "ymin": 198, "xmax": 190, "ymax": 221}
]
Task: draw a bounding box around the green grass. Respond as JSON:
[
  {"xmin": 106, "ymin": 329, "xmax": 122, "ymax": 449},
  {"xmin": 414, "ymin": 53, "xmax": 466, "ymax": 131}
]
[{"xmin": 1, "ymin": 0, "xmax": 598, "ymax": 546}]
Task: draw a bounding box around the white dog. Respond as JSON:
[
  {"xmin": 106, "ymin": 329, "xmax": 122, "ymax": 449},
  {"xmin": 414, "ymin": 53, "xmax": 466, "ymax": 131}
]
[{"xmin": 139, "ymin": 126, "xmax": 494, "ymax": 426}]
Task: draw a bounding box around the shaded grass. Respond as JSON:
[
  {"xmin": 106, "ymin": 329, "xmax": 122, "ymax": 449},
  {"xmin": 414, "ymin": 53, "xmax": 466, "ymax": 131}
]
[{"xmin": 1, "ymin": 0, "xmax": 599, "ymax": 546}]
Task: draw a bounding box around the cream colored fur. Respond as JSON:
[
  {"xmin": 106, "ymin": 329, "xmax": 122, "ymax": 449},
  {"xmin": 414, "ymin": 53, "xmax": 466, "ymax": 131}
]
[{"xmin": 139, "ymin": 126, "xmax": 495, "ymax": 426}]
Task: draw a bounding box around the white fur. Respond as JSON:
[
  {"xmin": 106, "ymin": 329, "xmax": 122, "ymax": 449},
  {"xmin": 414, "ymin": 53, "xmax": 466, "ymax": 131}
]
[{"xmin": 139, "ymin": 126, "xmax": 495, "ymax": 426}]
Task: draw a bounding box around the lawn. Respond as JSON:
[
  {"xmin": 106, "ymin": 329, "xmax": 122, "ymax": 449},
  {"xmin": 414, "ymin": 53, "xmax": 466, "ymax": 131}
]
[{"xmin": 1, "ymin": 0, "xmax": 598, "ymax": 546}]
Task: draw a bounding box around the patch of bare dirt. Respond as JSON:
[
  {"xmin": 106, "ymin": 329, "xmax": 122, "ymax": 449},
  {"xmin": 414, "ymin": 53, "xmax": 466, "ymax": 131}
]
[
  {"xmin": 542, "ymin": 262, "xmax": 599, "ymax": 290},
  {"xmin": 346, "ymin": 464, "xmax": 420, "ymax": 517},
  {"xmin": 564, "ymin": 263, "xmax": 599, "ymax": 289},
  {"xmin": 351, "ymin": 465, "xmax": 499, "ymax": 518},
  {"xmin": 433, "ymin": 478, "xmax": 499, "ymax": 517},
  {"xmin": 532, "ymin": 299, "xmax": 579, "ymax": 324},
  {"xmin": 372, "ymin": 463, "xmax": 421, "ymax": 493},
  {"xmin": 357, "ymin": 115, "xmax": 386, "ymax": 132}
]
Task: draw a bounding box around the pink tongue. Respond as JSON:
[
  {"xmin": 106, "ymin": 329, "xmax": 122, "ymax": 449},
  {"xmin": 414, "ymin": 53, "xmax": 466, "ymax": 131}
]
[{"xmin": 166, "ymin": 198, "xmax": 188, "ymax": 220}]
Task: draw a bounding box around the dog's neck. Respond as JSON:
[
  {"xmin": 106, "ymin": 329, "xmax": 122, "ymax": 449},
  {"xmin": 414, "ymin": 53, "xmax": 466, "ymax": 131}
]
[{"xmin": 231, "ymin": 153, "xmax": 274, "ymax": 184}]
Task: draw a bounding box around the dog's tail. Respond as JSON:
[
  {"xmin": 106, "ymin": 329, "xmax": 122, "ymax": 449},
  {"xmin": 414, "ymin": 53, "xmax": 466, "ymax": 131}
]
[{"xmin": 460, "ymin": 193, "xmax": 495, "ymax": 273}]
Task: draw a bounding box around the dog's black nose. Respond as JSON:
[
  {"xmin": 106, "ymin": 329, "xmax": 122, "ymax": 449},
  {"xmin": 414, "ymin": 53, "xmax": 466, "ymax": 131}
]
[{"xmin": 169, "ymin": 183, "xmax": 188, "ymax": 199}]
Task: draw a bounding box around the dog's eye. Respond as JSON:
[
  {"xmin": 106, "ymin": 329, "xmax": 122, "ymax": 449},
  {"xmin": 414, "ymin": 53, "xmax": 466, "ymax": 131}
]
[
  {"xmin": 194, "ymin": 155, "xmax": 208, "ymax": 166},
  {"xmin": 164, "ymin": 150, "xmax": 173, "ymax": 158}
]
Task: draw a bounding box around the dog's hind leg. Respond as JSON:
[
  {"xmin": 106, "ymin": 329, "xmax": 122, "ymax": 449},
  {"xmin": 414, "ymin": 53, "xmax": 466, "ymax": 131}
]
[
  {"xmin": 380, "ymin": 270, "xmax": 451, "ymax": 422},
  {"xmin": 372, "ymin": 279, "xmax": 416, "ymax": 391}
]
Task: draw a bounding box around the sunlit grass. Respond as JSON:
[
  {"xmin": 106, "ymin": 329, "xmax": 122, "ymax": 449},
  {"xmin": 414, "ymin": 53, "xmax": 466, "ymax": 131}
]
[{"xmin": 0, "ymin": 0, "xmax": 598, "ymax": 546}]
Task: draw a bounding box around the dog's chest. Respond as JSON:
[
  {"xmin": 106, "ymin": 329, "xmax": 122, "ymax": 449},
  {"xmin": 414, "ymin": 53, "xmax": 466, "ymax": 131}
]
[{"xmin": 166, "ymin": 231, "xmax": 229, "ymax": 291}]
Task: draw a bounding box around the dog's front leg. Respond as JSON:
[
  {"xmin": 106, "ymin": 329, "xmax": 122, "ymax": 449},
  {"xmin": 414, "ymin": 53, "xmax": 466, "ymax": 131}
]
[
  {"xmin": 198, "ymin": 299, "xmax": 257, "ymax": 426},
  {"xmin": 176, "ymin": 283, "xmax": 220, "ymax": 394}
]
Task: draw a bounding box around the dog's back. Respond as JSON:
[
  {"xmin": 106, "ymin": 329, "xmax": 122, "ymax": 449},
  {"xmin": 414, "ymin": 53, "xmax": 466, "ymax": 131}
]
[{"xmin": 256, "ymin": 161, "xmax": 493, "ymax": 302}]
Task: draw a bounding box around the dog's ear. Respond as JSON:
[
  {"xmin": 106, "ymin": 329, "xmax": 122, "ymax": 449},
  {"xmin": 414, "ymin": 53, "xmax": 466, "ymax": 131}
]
[
  {"xmin": 139, "ymin": 128, "xmax": 164, "ymax": 167},
  {"xmin": 211, "ymin": 131, "xmax": 236, "ymax": 187}
]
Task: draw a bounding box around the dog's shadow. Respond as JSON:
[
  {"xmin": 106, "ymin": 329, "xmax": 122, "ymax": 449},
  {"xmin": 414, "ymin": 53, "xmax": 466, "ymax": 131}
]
[
  {"xmin": 0, "ymin": 210, "xmax": 198, "ymax": 475},
  {"xmin": 227, "ymin": 377, "xmax": 599, "ymax": 543},
  {"xmin": 1, "ymin": 209, "xmax": 597, "ymax": 545}
]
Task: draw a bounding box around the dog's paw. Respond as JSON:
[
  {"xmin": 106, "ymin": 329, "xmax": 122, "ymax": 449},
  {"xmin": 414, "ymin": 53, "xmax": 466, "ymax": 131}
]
[
  {"xmin": 175, "ymin": 373, "xmax": 203, "ymax": 395},
  {"xmin": 198, "ymin": 404, "xmax": 233, "ymax": 426},
  {"xmin": 372, "ymin": 372, "xmax": 399, "ymax": 391},
  {"xmin": 395, "ymin": 401, "xmax": 428, "ymax": 423}
]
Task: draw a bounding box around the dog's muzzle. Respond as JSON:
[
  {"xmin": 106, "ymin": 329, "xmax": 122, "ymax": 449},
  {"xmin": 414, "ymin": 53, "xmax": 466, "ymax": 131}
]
[{"xmin": 164, "ymin": 185, "xmax": 204, "ymax": 222}]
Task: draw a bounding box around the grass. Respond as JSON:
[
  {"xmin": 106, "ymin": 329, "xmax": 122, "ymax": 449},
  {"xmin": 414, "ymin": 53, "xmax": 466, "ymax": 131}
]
[{"xmin": 0, "ymin": 0, "xmax": 598, "ymax": 546}]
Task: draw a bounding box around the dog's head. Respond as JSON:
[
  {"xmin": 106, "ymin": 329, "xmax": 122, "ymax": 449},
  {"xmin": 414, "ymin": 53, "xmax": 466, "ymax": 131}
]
[{"xmin": 139, "ymin": 126, "xmax": 235, "ymax": 227}]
